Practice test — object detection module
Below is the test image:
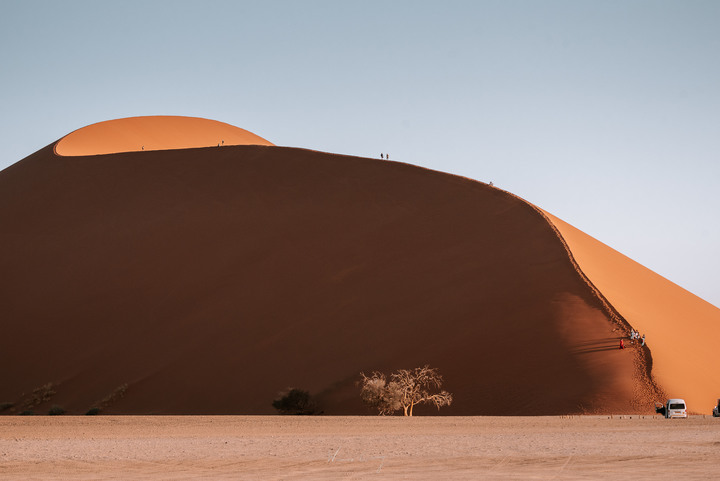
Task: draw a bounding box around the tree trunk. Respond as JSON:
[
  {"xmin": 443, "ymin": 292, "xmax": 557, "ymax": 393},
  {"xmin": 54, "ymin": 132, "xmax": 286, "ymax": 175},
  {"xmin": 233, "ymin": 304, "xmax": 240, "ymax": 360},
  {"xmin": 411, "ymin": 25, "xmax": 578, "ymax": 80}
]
[
  {"xmin": 408, "ymin": 402, "xmax": 415, "ymax": 416},
  {"xmin": 403, "ymin": 405, "xmax": 409, "ymax": 416}
]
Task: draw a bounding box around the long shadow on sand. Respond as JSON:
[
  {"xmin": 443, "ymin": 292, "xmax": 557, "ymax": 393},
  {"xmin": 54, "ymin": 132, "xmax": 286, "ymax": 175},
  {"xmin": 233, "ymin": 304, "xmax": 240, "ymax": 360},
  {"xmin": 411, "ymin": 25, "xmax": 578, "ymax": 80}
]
[{"xmin": 572, "ymin": 337, "xmax": 628, "ymax": 355}]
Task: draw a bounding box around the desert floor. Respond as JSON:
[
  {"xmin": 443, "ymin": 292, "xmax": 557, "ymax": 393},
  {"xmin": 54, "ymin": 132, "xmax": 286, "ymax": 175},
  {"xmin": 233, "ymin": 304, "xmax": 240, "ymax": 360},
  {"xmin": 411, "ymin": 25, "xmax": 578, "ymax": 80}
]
[{"xmin": 1, "ymin": 415, "xmax": 719, "ymax": 480}]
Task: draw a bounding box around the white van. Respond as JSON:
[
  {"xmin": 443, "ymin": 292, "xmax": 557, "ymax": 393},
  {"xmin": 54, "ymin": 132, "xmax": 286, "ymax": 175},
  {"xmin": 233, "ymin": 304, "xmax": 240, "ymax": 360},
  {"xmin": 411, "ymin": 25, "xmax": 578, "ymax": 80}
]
[{"xmin": 655, "ymin": 399, "xmax": 688, "ymax": 418}]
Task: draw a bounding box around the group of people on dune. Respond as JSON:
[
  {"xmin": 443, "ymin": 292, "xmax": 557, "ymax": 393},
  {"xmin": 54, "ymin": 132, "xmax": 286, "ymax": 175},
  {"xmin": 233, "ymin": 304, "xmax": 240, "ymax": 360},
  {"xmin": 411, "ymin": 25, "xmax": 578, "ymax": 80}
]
[{"xmin": 619, "ymin": 329, "xmax": 645, "ymax": 349}]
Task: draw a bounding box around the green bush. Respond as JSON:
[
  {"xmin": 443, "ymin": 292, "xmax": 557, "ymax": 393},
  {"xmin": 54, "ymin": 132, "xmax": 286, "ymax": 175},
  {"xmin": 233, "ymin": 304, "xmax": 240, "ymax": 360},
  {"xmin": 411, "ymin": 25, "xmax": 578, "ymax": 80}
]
[
  {"xmin": 48, "ymin": 405, "xmax": 65, "ymax": 416},
  {"xmin": 85, "ymin": 407, "xmax": 101, "ymax": 416}
]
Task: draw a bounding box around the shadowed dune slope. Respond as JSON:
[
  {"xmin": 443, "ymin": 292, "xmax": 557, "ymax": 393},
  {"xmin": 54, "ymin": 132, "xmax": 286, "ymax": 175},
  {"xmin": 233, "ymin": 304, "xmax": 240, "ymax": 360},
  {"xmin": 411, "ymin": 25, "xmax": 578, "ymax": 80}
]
[
  {"xmin": 55, "ymin": 116, "xmax": 273, "ymax": 156},
  {"xmin": 544, "ymin": 212, "xmax": 720, "ymax": 414},
  {"xmin": 1, "ymin": 142, "xmax": 652, "ymax": 415}
]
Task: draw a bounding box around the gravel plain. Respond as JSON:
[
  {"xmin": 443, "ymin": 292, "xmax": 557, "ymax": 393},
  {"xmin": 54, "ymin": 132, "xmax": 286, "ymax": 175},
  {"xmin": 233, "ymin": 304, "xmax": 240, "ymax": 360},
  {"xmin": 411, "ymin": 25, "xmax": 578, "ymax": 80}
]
[{"xmin": 2, "ymin": 415, "xmax": 719, "ymax": 480}]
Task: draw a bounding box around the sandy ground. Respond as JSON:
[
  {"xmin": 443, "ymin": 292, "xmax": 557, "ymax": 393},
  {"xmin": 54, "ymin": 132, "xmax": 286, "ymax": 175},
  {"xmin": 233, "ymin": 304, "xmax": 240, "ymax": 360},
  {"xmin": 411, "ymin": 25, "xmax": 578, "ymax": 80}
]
[{"xmin": 2, "ymin": 416, "xmax": 719, "ymax": 480}]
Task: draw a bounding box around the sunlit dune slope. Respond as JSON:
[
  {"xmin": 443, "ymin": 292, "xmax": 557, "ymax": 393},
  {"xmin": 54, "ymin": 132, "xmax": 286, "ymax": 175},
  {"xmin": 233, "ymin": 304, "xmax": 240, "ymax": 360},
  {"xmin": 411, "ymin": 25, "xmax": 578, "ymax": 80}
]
[
  {"xmin": 544, "ymin": 212, "xmax": 720, "ymax": 414},
  {"xmin": 55, "ymin": 116, "xmax": 273, "ymax": 156},
  {"xmin": 0, "ymin": 119, "xmax": 658, "ymax": 415}
]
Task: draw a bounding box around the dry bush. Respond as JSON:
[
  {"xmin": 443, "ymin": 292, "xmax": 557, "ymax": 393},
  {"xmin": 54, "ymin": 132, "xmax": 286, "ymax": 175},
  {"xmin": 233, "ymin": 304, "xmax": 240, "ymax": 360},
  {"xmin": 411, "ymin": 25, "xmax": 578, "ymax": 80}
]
[
  {"xmin": 272, "ymin": 388, "xmax": 318, "ymax": 415},
  {"xmin": 93, "ymin": 383, "xmax": 128, "ymax": 411},
  {"xmin": 21, "ymin": 383, "xmax": 56, "ymax": 410},
  {"xmin": 359, "ymin": 372, "xmax": 403, "ymax": 415},
  {"xmin": 48, "ymin": 404, "xmax": 65, "ymax": 416}
]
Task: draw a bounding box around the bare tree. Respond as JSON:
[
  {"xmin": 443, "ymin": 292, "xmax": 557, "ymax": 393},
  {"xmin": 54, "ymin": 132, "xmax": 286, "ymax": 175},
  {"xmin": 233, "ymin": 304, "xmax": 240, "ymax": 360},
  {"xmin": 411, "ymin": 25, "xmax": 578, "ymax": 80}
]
[
  {"xmin": 392, "ymin": 365, "xmax": 452, "ymax": 416},
  {"xmin": 360, "ymin": 365, "xmax": 452, "ymax": 416}
]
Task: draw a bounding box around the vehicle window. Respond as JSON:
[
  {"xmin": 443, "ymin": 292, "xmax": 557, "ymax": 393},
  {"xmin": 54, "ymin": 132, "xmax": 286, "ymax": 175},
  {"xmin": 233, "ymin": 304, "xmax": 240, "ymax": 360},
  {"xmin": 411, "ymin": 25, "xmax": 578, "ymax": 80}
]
[{"xmin": 669, "ymin": 403, "xmax": 685, "ymax": 409}]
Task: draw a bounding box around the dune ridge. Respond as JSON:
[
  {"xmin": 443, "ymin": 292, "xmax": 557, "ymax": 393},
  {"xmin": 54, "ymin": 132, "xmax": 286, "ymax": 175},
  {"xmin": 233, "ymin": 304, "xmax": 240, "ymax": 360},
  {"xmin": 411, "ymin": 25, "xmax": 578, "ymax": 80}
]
[
  {"xmin": 542, "ymin": 213, "xmax": 720, "ymax": 413},
  {"xmin": 533, "ymin": 205, "xmax": 664, "ymax": 404},
  {"xmin": 494, "ymin": 191, "xmax": 665, "ymax": 405}
]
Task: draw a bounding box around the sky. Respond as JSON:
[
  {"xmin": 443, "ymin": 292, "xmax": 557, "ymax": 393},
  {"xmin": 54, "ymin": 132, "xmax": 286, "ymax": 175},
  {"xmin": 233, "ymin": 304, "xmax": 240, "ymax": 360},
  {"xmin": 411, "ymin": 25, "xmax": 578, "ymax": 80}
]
[{"xmin": 1, "ymin": 0, "xmax": 718, "ymax": 307}]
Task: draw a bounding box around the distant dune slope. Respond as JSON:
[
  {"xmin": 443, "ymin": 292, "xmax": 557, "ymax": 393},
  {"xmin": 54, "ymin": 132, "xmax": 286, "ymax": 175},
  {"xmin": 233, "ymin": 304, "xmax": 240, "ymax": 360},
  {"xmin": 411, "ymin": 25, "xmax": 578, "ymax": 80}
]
[
  {"xmin": 0, "ymin": 118, "xmax": 661, "ymax": 415},
  {"xmin": 55, "ymin": 116, "xmax": 273, "ymax": 156},
  {"xmin": 544, "ymin": 212, "xmax": 720, "ymax": 413}
]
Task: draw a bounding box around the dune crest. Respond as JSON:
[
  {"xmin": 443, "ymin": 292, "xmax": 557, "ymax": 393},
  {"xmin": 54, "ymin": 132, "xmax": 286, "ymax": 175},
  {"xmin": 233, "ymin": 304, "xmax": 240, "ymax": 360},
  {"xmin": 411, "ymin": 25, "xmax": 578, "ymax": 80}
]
[
  {"xmin": 544, "ymin": 211, "xmax": 720, "ymax": 413},
  {"xmin": 55, "ymin": 116, "xmax": 273, "ymax": 156}
]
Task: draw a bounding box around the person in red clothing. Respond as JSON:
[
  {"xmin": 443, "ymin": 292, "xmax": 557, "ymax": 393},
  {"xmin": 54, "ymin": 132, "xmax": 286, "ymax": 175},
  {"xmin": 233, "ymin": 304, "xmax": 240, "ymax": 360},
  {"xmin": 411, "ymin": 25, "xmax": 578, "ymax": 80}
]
[{"xmin": 619, "ymin": 339, "xmax": 625, "ymax": 349}]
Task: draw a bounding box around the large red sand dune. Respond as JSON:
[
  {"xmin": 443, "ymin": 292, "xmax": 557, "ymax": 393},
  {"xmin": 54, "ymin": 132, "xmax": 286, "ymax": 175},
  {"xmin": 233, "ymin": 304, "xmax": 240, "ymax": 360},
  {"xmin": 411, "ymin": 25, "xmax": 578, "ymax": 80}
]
[{"xmin": 0, "ymin": 116, "xmax": 713, "ymax": 415}]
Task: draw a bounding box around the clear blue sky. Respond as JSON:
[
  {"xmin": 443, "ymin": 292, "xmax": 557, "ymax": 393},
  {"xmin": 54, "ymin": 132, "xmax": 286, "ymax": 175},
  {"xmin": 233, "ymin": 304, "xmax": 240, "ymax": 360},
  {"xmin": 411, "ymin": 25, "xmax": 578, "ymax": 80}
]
[{"xmin": 2, "ymin": 0, "xmax": 719, "ymax": 307}]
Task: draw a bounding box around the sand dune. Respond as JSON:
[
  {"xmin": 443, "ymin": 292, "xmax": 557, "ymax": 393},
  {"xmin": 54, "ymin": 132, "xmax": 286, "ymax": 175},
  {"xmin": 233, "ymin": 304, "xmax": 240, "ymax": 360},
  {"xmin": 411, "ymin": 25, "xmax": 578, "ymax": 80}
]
[
  {"xmin": 55, "ymin": 116, "xmax": 273, "ymax": 156},
  {"xmin": 544, "ymin": 212, "xmax": 720, "ymax": 413},
  {"xmin": 0, "ymin": 116, "xmax": 710, "ymax": 416}
]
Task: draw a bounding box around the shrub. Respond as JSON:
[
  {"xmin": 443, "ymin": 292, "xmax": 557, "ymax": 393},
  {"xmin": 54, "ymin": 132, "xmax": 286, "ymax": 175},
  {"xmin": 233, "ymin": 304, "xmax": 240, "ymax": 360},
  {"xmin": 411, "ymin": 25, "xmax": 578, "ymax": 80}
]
[
  {"xmin": 48, "ymin": 405, "xmax": 65, "ymax": 416},
  {"xmin": 94, "ymin": 383, "xmax": 128, "ymax": 410},
  {"xmin": 21, "ymin": 383, "xmax": 56, "ymax": 411},
  {"xmin": 359, "ymin": 372, "xmax": 403, "ymax": 415},
  {"xmin": 272, "ymin": 388, "xmax": 318, "ymax": 415},
  {"xmin": 85, "ymin": 407, "xmax": 101, "ymax": 416},
  {"xmin": 0, "ymin": 402, "xmax": 14, "ymax": 412}
]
